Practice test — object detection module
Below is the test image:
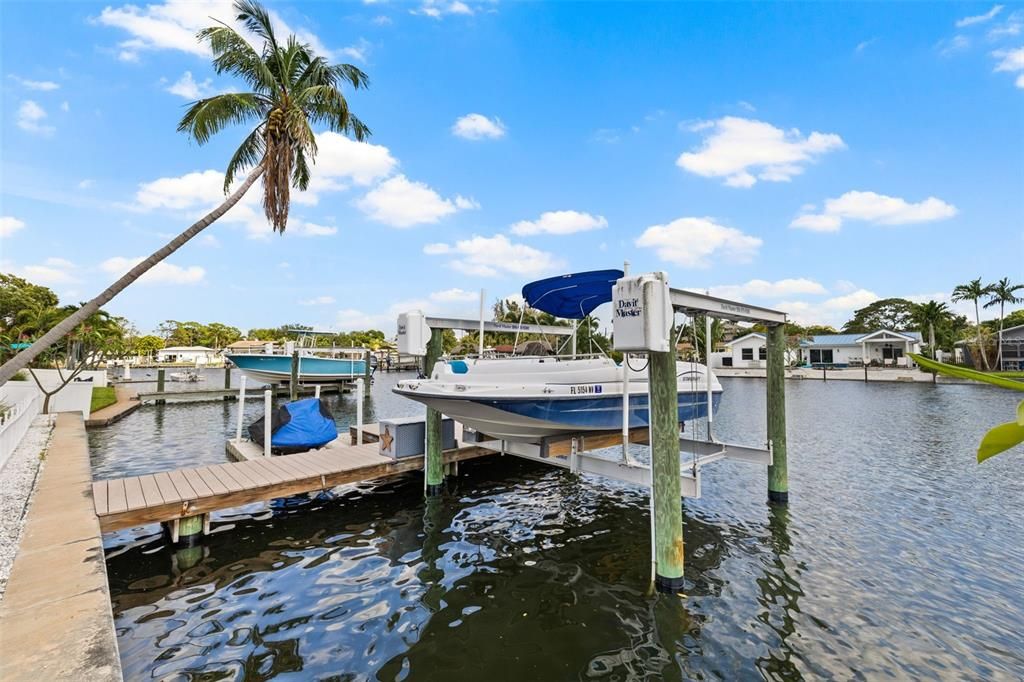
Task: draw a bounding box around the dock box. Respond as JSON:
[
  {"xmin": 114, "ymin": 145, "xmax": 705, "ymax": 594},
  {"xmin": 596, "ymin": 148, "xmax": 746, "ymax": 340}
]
[{"xmin": 378, "ymin": 415, "xmax": 456, "ymax": 459}]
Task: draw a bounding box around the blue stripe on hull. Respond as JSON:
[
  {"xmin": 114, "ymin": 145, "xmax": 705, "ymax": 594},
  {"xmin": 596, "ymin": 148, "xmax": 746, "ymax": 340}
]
[
  {"xmin": 228, "ymin": 355, "xmax": 365, "ymax": 377},
  {"xmin": 476, "ymin": 391, "xmax": 723, "ymax": 430}
]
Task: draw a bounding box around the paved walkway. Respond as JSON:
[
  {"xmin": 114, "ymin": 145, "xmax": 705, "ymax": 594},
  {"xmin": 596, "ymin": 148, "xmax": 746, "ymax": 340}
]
[
  {"xmin": 85, "ymin": 386, "xmax": 139, "ymax": 427},
  {"xmin": 0, "ymin": 413, "xmax": 122, "ymax": 681}
]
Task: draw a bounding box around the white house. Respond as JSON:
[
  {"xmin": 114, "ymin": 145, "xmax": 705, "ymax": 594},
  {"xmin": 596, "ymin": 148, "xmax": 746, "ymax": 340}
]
[
  {"xmin": 155, "ymin": 346, "xmax": 219, "ymax": 365},
  {"xmin": 801, "ymin": 330, "xmax": 922, "ymax": 367},
  {"xmin": 712, "ymin": 333, "xmax": 799, "ymax": 369}
]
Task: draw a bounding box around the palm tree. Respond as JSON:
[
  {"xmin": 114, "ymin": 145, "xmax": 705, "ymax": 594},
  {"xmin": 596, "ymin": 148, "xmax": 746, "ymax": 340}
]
[
  {"xmin": 984, "ymin": 277, "xmax": 1024, "ymax": 371},
  {"xmin": 0, "ymin": 0, "xmax": 370, "ymax": 385},
  {"xmin": 912, "ymin": 300, "xmax": 949, "ymax": 360},
  {"xmin": 952, "ymin": 278, "xmax": 994, "ymax": 371}
]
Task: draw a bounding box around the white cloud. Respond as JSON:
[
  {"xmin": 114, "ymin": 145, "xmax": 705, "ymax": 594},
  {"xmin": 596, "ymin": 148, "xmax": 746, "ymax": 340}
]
[
  {"xmin": 993, "ymin": 46, "xmax": 1024, "ymax": 88},
  {"xmin": 313, "ymin": 131, "xmax": 397, "ymax": 186},
  {"xmin": 989, "ymin": 10, "xmax": 1022, "ymax": 38},
  {"xmin": 938, "ymin": 35, "xmax": 971, "ymax": 57},
  {"xmin": 166, "ymin": 71, "xmax": 214, "ymax": 99},
  {"xmin": 777, "ymin": 289, "xmax": 880, "ymax": 327},
  {"xmin": 100, "ymin": 256, "xmax": 205, "ymax": 285},
  {"xmin": 97, "ymin": 0, "xmax": 337, "ymax": 61},
  {"xmin": 13, "ymin": 257, "xmax": 78, "ymax": 285},
  {"xmin": 340, "ymin": 38, "xmax": 371, "ymax": 63},
  {"xmin": 135, "ymin": 169, "xmax": 224, "ymax": 210},
  {"xmin": 854, "ymin": 39, "xmax": 877, "ymax": 53},
  {"xmin": 199, "ymin": 234, "xmax": 220, "ymax": 247},
  {"xmin": 8, "ymin": 75, "xmax": 60, "ymax": 91},
  {"xmin": 956, "ymin": 5, "xmax": 1003, "ymax": 27},
  {"xmin": 16, "ymin": 100, "xmax": 55, "ymax": 136},
  {"xmin": 710, "ymin": 278, "xmax": 828, "ymax": 300},
  {"xmin": 355, "ymin": 175, "xmax": 477, "ymax": 227},
  {"xmin": 1, "ymin": 216, "xmax": 26, "ymax": 237},
  {"xmin": 430, "ymin": 288, "xmax": 479, "ymax": 303},
  {"xmin": 61, "ymin": 101, "xmax": 70, "ymax": 112},
  {"xmin": 424, "ymin": 234, "xmax": 564, "ymax": 277},
  {"xmin": 635, "ymin": 217, "xmax": 762, "ymax": 268},
  {"xmin": 412, "ymin": 0, "xmax": 474, "ymax": 18},
  {"xmin": 299, "ymin": 295, "xmax": 336, "ymax": 306},
  {"xmin": 291, "ymin": 221, "xmax": 337, "ymax": 237},
  {"xmin": 372, "ymin": 15, "xmax": 392, "ymax": 26},
  {"xmin": 452, "ymin": 113, "xmax": 507, "ymax": 140},
  {"xmin": 510, "ymin": 210, "xmax": 607, "ymax": 236},
  {"xmin": 791, "ymin": 191, "xmax": 958, "ymax": 232},
  {"xmin": 77, "ymin": 179, "xmax": 94, "ymax": 189},
  {"xmin": 676, "ymin": 116, "xmax": 844, "ymax": 187},
  {"xmin": 335, "ymin": 308, "xmax": 386, "ymax": 330}
]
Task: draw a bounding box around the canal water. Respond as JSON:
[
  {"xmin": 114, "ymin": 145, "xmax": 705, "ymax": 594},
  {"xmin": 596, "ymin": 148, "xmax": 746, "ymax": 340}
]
[{"xmin": 91, "ymin": 372, "xmax": 1024, "ymax": 680}]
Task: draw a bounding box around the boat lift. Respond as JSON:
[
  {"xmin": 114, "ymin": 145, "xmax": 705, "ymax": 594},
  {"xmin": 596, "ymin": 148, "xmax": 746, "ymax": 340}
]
[{"xmin": 398, "ymin": 272, "xmax": 789, "ymax": 592}]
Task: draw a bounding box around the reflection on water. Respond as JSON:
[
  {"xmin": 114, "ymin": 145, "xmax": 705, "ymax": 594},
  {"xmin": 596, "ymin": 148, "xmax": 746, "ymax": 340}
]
[{"xmin": 98, "ymin": 376, "xmax": 1024, "ymax": 679}]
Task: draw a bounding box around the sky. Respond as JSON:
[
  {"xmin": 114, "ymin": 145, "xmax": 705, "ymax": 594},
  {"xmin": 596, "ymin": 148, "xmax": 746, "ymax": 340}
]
[{"xmin": 1, "ymin": 0, "xmax": 1022, "ymax": 336}]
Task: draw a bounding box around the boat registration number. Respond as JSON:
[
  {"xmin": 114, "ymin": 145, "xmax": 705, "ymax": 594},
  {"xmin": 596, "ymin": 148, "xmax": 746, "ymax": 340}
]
[{"xmin": 569, "ymin": 384, "xmax": 603, "ymax": 395}]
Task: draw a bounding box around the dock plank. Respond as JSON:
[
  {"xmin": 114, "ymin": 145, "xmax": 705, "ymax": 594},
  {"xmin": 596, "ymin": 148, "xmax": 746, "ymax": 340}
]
[
  {"xmin": 107, "ymin": 479, "xmax": 128, "ymax": 514},
  {"xmin": 124, "ymin": 477, "xmax": 147, "ymax": 511},
  {"xmin": 208, "ymin": 464, "xmax": 245, "ymax": 492},
  {"xmin": 194, "ymin": 467, "xmax": 229, "ymax": 496},
  {"xmin": 138, "ymin": 474, "xmax": 164, "ymax": 507},
  {"xmin": 153, "ymin": 471, "xmax": 182, "ymax": 504},
  {"xmin": 92, "ymin": 480, "xmax": 108, "ymax": 515},
  {"xmin": 167, "ymin": 469, "xmax": 197, "ymax": 500},
  {"xmin": 182, "ymin": 468, "xmax": 214, "ymax": 498}
]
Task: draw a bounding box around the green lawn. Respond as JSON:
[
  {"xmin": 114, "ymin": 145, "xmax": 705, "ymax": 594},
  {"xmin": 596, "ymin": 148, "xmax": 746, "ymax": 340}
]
[{"xmin": 90, "ymin": 386, "xmax": 117, "ymax": 413}]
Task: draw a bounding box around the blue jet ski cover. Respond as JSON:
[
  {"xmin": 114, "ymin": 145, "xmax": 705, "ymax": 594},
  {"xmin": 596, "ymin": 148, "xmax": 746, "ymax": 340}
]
[{"xmin": 248, "ymin": 397, "xmax": 338, "ymax": 454}]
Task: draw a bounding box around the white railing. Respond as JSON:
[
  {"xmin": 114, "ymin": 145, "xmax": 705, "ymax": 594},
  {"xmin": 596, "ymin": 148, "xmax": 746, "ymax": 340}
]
[{"xmin": 0, "ymin": 389, "xmax": 43, "ymax": 471}]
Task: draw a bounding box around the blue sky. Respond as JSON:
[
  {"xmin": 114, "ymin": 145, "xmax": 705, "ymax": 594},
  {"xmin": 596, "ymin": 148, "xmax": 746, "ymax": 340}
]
[{"xmin": 1, "ymin": 0, "xmax": 1022, "ymax": 335}]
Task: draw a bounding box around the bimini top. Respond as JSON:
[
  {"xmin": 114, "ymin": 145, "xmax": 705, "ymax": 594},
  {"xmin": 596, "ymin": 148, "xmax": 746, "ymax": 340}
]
[{"xmin": 521, "ymin": 269, "xmax": 624, "ymax": 319}]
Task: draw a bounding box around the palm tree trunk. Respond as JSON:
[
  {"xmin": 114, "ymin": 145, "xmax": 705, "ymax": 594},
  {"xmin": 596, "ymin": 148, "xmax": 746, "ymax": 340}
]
[
  {"xmin": 929, "ymin": 322, "xmax": 936, "ymax": 360},
  {"xmin": 997, "ymin": 301, "xmax": 1005, "ymax": 372},
  {"xmin": 0, "ymin": 166, "xmax": 264, "ymax": 386},
  {"xmin": 974, "ymin": 301, "xmax": 990, "ymax": 371}
]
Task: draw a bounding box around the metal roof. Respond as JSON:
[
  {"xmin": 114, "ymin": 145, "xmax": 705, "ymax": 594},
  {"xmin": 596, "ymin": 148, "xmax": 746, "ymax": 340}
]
[{"xmin": 803, "ymin": 330, "xmax": 922, "ymax": 347}]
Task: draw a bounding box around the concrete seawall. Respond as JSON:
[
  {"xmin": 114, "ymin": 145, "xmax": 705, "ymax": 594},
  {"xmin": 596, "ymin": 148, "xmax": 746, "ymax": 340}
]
[{"xmin": 0, "ymin": 413, "xmax": 122, "ymax": 681}]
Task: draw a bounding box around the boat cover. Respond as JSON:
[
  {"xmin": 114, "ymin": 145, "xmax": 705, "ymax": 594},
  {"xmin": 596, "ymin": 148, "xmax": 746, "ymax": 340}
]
[
  {"xmin": 248, "ymin": 397, "xmax": 338, "ymax": 454},
  {"xmin": 521, "ymin": 269, "xmax": 624, "ymax": 319}
]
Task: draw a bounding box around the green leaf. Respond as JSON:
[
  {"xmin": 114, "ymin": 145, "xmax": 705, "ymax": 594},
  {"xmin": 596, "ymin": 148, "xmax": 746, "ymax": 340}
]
[
  {"xmin": 978, "ymin": 421, "xmax": 1024, "ymax": 463},
  {"xmin": 909, "ymin": 354, "xmax": 1024, "ymax": 392},
  {"xmin": 1017, "ymin": 400, "xmax": 1024, "ymax": 427}
]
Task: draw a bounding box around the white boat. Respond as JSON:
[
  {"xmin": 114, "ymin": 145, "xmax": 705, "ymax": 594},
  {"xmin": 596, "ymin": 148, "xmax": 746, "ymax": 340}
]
[
  {"xmin": 169, "ymin": 369, "xmax": 204, "ymax": 382},
  {"xmin": 225, "ymin": 330, "xmax": 369, "ymax": 385},
  {"xmin": 394, "ymin": 355, "xmax": 721, "ymax": 441},
  {"xmin": 393, "ymin": 269, "xmax": 723, "ymax": 441}
]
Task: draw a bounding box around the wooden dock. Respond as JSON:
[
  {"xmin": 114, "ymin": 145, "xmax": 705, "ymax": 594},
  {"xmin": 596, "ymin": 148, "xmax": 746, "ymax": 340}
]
[{"xmin": 91, "ymin": 424, "xmax": 495, "ymax": 532}]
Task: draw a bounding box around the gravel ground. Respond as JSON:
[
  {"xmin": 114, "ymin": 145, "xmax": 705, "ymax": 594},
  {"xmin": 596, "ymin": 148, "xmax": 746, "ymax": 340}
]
[{"xmin": 0, "ymin": 414, "xmax": 54, "ymax": 601}]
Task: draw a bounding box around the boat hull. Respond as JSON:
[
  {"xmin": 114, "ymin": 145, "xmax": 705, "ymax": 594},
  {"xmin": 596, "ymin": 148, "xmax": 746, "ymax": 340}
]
[
  {"xmin": 393, "ymin": 389, "xmax": 722, "ymax": 441},
  {"xmin": 226, "ymin": 354, "xmax": 365, "ymax": 384}
]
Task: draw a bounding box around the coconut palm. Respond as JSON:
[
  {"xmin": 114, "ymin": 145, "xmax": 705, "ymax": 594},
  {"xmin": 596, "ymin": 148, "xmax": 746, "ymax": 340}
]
[
  {"xmin": 913, "ymin": 300, "xmax": 949, "ymax": 360},
  {"xmin": 0, "ymin": 0, "xmax": 370, "ymax": 385},
  {"xmin": 983, "ymin": 277, "xmax": 1024, "ymax": 371},
  {"xmin": 952, "ymin": 278, "xmax": 994, "ymax": 371}
]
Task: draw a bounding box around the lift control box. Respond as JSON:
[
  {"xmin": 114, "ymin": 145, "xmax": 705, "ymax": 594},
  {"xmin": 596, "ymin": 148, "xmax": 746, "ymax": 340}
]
[
  {"xmin": 612, "ymin": 272, "xmax": 673, "ymax": 352},
  {"xmin": 397, "ymin": 310, "xmax": 431, "ymax": 356},
  {"xmin": 378, "ymin": 415, "xmax": 456, "ymax": 459}
]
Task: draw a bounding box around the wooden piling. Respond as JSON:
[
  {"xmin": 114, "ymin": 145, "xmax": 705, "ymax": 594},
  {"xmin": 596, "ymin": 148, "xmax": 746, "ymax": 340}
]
[
  {"xmin": 224, "ymin": 365, "xmax": 231, "ymax": 400},
  {"xmin": 156, "ymin": 368, "xmax": 165, "ymax": 404},
  {"xmin": 290, "ymin": 350, "xmax": 299, "ymax": 402},
  {"xmin": 363, "ymin": 350, "xmax": 372, "ymax": 396},
  {"xmin": 767, "ymin": 324, "xmax": 789, "ymax": 505},
  {"xmin": 423, "ymin": 328, "xmax": 445, "ymax": 495},
  {"xmin": 649, "ymin": 349, "xmax": 684, "ymax": 592}
]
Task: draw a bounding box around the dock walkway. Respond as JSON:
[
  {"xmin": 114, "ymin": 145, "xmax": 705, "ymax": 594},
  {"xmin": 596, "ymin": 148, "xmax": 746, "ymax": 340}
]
[
  {"xmin": 85, "ymin": 386, "xmax": 139, "ymax": 427},
  {"xmin": 92, "ymin": 426, "xmax": 494, "ymax": 532},
  {"xmin": 0, "ymin": 413, "xmax": 122, "ymax": 681}
]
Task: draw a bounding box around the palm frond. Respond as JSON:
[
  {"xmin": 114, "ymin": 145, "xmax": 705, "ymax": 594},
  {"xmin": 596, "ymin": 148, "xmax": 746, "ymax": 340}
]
[
  {"xmin": 198, "ymin": 25, "xmax": 277, "ymax": 94},
  {"xmin": 293, "ymin": 146, "xmax": 311, "ymax": 191},
  {"xmin": 234, "ymin": 0, "xmax": 280, "ymax": 54},
  {"xmin": 177, "ymin": 92, "xmax": 267, "ymax": 145},
  {"xmin": 223, "ymin": 125, "xmax": 266, "ymax": 192}
]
